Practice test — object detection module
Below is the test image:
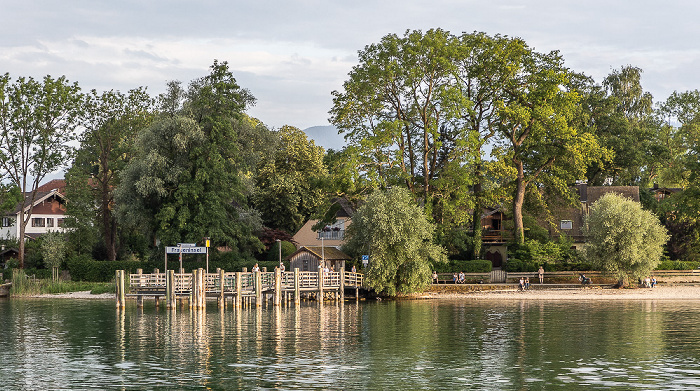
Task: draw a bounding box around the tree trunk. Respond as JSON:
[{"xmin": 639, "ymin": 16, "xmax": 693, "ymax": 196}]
[
  {"xmin": 513, "ymin": 160, "xmax": 526, "ymax": 245},
  {"xmin": 102, "ymin": 190, "xmax": 117, "ymax": 261},
  {"xmin": 471, "ymin": 163, "xmax": 483, "ymax": 260},
  {"xmin": 18, "ymin": 208, "xmax": 25, "ymax": 269}
]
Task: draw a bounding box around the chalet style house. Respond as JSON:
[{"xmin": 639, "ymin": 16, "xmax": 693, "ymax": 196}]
[
  {"xmin": 0, "ymin": 179, "xmax": 68, "ymax": 241},
  {"xmin": 292, "ymin": 198, "xmax": 355, "ymax": 249},
  {"xmin": 481, "ymin": 184, "xmax": 641, "ymax": 268}
]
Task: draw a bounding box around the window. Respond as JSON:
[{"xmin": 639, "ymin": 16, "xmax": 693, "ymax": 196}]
[
  {"xmin": 46, "ymin": 218, "xmax": 54, "ymax": 227},
  {"xmin": 32, "ymin": 218, "xmax": 45, "ymax": 227},
  {"xmin": 57, "ymin": 218, "xmax": 64, "ymax": 227},
  {"xmin": 1, "ymin": 217, "xmax": 12, "ymax": 227},
  {"xmin": 560, "ymin": 220, "xmax": 573, "ymax": 230}
]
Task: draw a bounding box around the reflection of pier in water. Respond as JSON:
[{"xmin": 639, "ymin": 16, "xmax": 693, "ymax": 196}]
[{"xmin": 115, "ymin": 269, "xmax": 365, "ymax": 309}]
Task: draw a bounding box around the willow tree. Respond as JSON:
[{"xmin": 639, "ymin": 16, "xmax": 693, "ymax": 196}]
[
  {"xmin": 586, "ymin": 193, "xmax": 668, "ymax": 285},
  {"xmin": 343, "ymin": 187, "xmax": 446, "ymax": 296}
]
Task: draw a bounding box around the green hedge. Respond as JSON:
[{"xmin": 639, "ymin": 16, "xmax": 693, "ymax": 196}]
[
  {"xmin": 431, "ymin": 259, "xmax": 492, "ymax": 273},
  {"xmin": 656, "ymin": 260, "xmax": 700, "ymax": 270},
  {"xmin": 65, "ymin": 254, "xmax": 290, "ymax": 282},
  {"xmin": 506, "ymin": 259, "xmax": 593, "ymax": 272},
  {"xmin": 66, "ymin": 255, "xmax": 145, "ymax": 282}
]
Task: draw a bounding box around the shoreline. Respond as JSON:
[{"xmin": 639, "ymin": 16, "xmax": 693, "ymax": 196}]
[
  {"xmin": 420, "ymin": 284, "xmax": 700, "ymax": 300},
  {"xmin": 11, "ymin": 285, "xmax": 700, "ymax": 301}
]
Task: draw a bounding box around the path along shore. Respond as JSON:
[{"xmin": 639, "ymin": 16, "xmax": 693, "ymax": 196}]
[{"xmin": 421, "ymin": 284, "xmax": 700, "ymax": 300}]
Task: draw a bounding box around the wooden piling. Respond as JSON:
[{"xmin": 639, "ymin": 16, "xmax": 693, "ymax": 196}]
[
  {"xmin": 115, "ymin": 270, "xmax": 125, "ymax": 308},
  {"xmin": 197, "ymin": 268, "xmax": 205, "ymax": 309},
  {"xmin": 136, "ymin": 269, "xmax": 144, "ymax": 308},
  {"xmin": 235, "ymin": 271, "xmax": 242, "ymax": 307},
  {"xmin": 166, "ymin": 270, "xmax": 175, "ymax": 310},
  {"xmin": 255, "ymin": 271, "xmax": 262, "ymax": 307},
  {"xmin": 274, "ymin": 267, "xmax": 281, "ymax": 306},
  {"xmin": 318, "ymin": 267, "xmax": 324, "ymax": 301},
  {"xmin": 218, "ymin": 269, "xmax": 225, "ymax": 309},
  {"xmin": 340, "ymin": 269, "xmax": 345, "ymax": 301},
  {"xmin": 294, "ymin": 268, "xmax": 300, "ymax": 304}
]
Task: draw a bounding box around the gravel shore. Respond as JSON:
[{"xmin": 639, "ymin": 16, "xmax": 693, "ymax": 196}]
[{"xmin": 24, "ymin": 291, "xmax": 114, "ymax": 299}]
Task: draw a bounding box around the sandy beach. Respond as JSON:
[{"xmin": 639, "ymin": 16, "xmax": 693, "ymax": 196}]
[{"xmin": 421, "ymin": 284, "xmax": 700, "ymax": 300}]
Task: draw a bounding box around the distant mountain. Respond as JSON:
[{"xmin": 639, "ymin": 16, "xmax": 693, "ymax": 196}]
[{"xmin": 302, "ymin": 125, "xmax": 346, "ymax": 151}]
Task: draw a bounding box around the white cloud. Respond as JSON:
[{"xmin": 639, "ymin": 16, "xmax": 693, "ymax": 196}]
[{"xmin": 2, "ymin": 0, "xmax": 700, "ymax": 131}]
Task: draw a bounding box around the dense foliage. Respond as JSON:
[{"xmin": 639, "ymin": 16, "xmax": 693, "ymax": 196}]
[
  {"xmin": 585, "ymin": 193, "xmax": 668, "ymax": 284},
  {"xmin": 343, "ymin": 187, "xmax": 446, "ymax": 296}
]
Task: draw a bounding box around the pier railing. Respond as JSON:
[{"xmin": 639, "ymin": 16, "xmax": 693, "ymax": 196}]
[{"xmin": 128, "ymin": 270, "xmax": 364, "ymax": 295}]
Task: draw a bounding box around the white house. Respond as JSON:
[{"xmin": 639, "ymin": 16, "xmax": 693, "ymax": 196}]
[{"xmin": 0, "ymin": 180, "xmax": 68, "ymax": 240}]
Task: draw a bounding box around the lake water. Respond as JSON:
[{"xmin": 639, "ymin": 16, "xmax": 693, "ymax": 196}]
[{"xmin": 1, "ymin": 298, "xmax": 700, "ymax": 390}]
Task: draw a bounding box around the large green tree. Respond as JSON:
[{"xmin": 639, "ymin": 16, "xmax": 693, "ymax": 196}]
[
  {"xmin": 67, "ymin": 88, "xmax": 154, "ymax": 261},
  {"xmin": 584, "ymin": 66, "xmax": 659, "ymax": 186},
  {"xmin": 253, "ymin": 125, "xmax": 326, "ymax": 234},
  {"xmin": 585, "ymin": 193, "xmax": 668, "ymax": 285},
  {"xmin": 330, "ymin": 29, "xmax": 477, "ymax": 226},
  {"xmin": 116, "ymin": 61, "xmax": 263, "ymax": 257},
  {"xmin": 0, "ymin": 73, "xmax": 82, "ymax": 267},
  {"xmin": 343, "ymin": 187, "xmax": 446, "ymax": 296},
  {"xmin": 492, "ymin": 46, "xmax": 604, "ymax": 244}
]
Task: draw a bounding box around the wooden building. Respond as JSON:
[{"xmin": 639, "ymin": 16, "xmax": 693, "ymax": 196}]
[{"xmin": 286, "ymin": 246, "xmax": 351, "ymax": 272}]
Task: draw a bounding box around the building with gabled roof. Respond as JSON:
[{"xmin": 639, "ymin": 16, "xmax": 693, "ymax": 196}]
[
  {"xmin": 0, "ymin": 186, "xmax": 68, "ymax": 241},
  {"xmin": 285, "ymin": 245, "xmax": 351, "ymax": 273}
]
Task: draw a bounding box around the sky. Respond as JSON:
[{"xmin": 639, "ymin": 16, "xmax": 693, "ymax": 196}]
[{"xmin": 3, "ymin": 1, "xmax": 700, "ymax": 149}]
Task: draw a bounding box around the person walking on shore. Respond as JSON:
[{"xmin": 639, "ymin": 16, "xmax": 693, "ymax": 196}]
[{"xmin": 538, "ymin": 266, "xmax": 544, "ymax": 284}]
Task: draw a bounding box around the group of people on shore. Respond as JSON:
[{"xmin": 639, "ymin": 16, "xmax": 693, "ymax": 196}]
[
  {"xmin": 518, "ymin": 277, "xmax": 531, "ymax": 291},
  {"xmin": 642, "ymin": 276, "xmax": 657, "ymax": 288}
]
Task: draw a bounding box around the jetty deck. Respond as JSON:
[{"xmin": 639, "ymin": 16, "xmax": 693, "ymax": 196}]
[{"xmin": 115, "ymin": 268, "xmax": 364, "ymax": 309}]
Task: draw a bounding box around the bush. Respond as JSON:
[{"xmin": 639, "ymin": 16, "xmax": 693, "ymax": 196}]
[
  {"xmin": 506, "ymin": 260, "xmax": 593, "ymax": 272},
  {"xmin": 431, "ymin": 259, "xmax": 491, "ymax": 273},
  {"xmin": 656, "ymin": 260, "xmax": 700, "ymax": 270},
  {"xmin": 66, "ymin": 255, "xmax": 145, "ymax": 282},
  {"xmin": 265, "ymin": 241, "xmax": 296, "ymax": 262}
]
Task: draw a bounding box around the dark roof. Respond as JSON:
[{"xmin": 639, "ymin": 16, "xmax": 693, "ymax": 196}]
[
  {"xmin": 649, "ymin": 186, "xmax": 682, "ymax": 194},
  {"xmin": 586, "ymin": 186, "xmax": 639, "ymax": 204},
  {"xmin": 285, "ymin": 246, "xmax": 351, "ymax": 261},
  {"xmin": 334, "ymin": 197, "xmax": 355, "ymax": 218},
  {"xmin": 11, "ymin": 190, "xmax": 66, "ymax": 214},
  {"xmin": 36, "ymin": 179, "xmax": 66, "ymax": 193}
]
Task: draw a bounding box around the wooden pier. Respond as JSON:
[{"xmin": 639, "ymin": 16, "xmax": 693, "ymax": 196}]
[{"xmin": 115, "ymin": 268, "xmax": 364, "ymax": 309}]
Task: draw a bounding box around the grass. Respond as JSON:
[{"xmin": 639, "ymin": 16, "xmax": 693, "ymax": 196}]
[{"xmin": 10, "ymin": 269, "xmax": 115, "ymax": 296}]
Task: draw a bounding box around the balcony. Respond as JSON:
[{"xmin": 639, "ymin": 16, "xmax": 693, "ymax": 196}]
[{"xmin": 318, "ymin": 230, "xmax": 345, "ymax": 241}]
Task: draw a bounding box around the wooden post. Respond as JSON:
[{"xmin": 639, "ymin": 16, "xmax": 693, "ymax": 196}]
[
  {"xmin": 340, "ymin": 269, "xmax": 345, "ymax": 301},
  {"xmin": 136, "ymin": 268, "xmax": 144, "ymax": 308},
  {"xmin": 198, "ymin": 268, "xmax": 206, "ymax": 309},
  {"xmin": 294, "ymin": 268, "xmax": 300, "ymax": 304},
  {"xmin": 115, "ymin": 270, "xmax": 125, "ymax": 308},
  {"xmin": 218, "ymin": 269, "xmax": 225, "ymax": 309},
  {"xmin": 255, "ymin": 271, "xmax": 262, "ymax": 307},
  {"xmin": 166, "ymin": 270, "xmax": 174, "ymax": 310},
  {"xmin": 318, "ymin": 266, "xmax": 324, "ymax": 302},
  {"xmin": 235, "ymin": 271, "xmax": 242, "ymax": 307},
  {"xmin": 274, "ymin": 267, "xmax": 281, "ymax": 306}
]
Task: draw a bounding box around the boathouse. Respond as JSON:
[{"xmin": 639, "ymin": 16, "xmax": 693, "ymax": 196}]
[{"xmin": 286, "ymin": 246, "xmax": 350, "ymax": 272}]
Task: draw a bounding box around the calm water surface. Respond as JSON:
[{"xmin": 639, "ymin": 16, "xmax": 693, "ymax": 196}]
[{"xmin": 1, "ymin": 298, "xmax": 700, "ymax": 390}]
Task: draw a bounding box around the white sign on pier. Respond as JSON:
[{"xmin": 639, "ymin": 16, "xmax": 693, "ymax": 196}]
[{"xmin": 166, "ymin": 246, "xmax": 207, "ymax": 254}]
